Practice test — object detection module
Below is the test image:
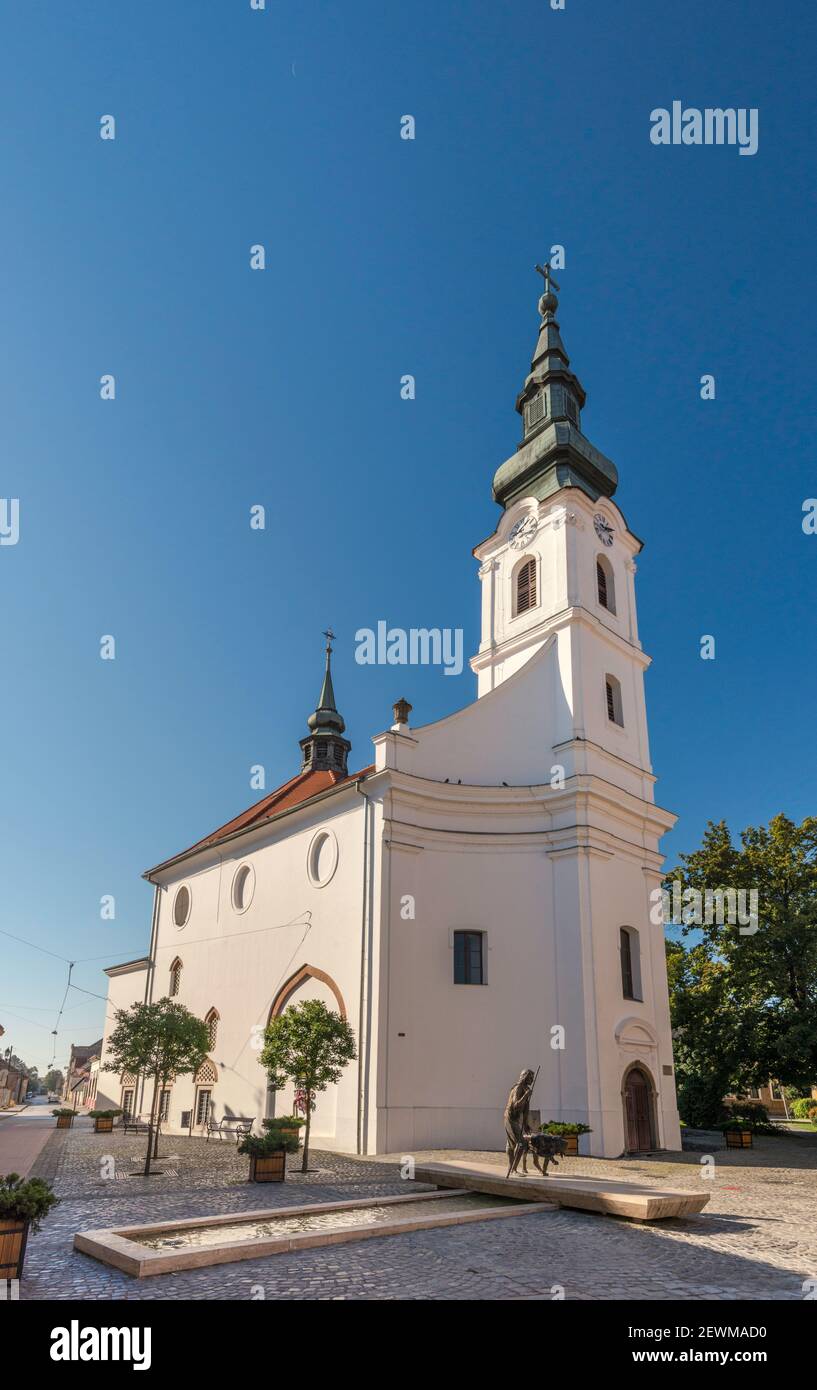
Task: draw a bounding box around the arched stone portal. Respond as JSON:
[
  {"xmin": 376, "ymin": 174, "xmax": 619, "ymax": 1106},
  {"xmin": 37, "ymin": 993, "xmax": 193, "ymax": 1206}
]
[
  {"xmin": 265, "ymin": 965, "xmax": 347, "ymax": 1139},
  {"xmin": 622, "ymin": 1063, "xmax": 658, "ymax": 1153},
  {"xmin": 268, "ymin": 964, "xmax": 347, "ymax": 1022}
]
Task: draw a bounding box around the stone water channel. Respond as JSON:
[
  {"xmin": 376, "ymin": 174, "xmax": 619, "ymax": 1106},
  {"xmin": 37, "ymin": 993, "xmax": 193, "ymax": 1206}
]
[{"xmin": 133, "ymin": 1192, "xmax": 527, "ymax": 1251}]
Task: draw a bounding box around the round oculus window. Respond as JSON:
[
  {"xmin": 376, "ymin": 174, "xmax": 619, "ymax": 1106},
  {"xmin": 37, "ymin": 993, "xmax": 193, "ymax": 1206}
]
[
  {"xmin": 173, "ymin": 885, "xmax": 191, "ymax": 928},
  {"xmin": 232, "ymin": 862, "xmax": 255, "ymax": 913},
  {"xmin": 307, "ymin": 828, "xmax": 339, "ymax": 887}
]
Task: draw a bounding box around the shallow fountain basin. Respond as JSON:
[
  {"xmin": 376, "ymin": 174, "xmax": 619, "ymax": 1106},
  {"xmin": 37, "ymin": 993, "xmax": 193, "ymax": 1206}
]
[{"xmin": 74, "ymin": 1188, "xmax": 555, "ymax": 1277}]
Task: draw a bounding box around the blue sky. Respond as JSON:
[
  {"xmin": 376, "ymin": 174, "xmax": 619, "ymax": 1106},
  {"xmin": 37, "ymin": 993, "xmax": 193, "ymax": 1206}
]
[{"xmin": 2, "ymin": 0, "xmax": 815, "ymax": 1074}]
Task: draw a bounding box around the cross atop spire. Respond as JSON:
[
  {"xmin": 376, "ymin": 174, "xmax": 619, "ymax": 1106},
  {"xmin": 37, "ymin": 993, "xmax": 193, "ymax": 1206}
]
[{"xmin": 534, "ymin": 260, "xmax": 560, "ymax": 299}]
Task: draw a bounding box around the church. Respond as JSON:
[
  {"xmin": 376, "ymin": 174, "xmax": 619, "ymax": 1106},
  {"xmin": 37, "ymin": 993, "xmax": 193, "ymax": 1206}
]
[{"xmin": 98, "ymin": 270, "xmax": 682, "ymax": 1158}]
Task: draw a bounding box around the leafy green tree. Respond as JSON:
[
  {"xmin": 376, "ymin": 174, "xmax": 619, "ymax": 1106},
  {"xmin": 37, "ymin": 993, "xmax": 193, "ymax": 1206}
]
[
  {"xmin": 43, "ymin": 1069, "xmax": 64, "ymax": 1095},
  {"xmin": 260, "ymin": 1000, "xmax": 356, "ymax": 1172},
  {"xmin": 665, "ymin": 814, "xmax": 817, "ymax": 1102},
  {"xmin": 665, "ymin": 938, "xmax": 771, "ymax": 1125},
  {"xmin": 104, "ymin": 999, "xmax": 210, "ymax": 1175}
]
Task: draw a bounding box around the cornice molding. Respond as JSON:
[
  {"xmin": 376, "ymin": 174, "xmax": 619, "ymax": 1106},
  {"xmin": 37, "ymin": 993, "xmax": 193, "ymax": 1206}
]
[{"xmin": 469, "ymin": 603, "xmax": 649, "ymax": 673}]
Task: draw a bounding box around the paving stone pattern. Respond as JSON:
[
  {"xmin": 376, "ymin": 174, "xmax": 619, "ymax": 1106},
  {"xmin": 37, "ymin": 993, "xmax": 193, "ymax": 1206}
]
[{"xmin": 19, "ymin": 1122, "xmax": 817, "ymax": 1300}]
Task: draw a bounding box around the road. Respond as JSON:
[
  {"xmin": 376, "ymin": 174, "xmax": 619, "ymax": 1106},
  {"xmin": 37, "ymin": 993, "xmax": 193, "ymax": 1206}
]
[{"xmin": 0, "ymin": 1097, "xmax": 56, "ymax": 1177}]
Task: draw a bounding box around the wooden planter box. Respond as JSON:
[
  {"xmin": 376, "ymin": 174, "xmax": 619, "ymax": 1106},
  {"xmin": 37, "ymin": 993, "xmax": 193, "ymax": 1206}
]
[
  {"xmin": 0, "ymin": 1217, "xmax": 30, "ymax": 1280},
  {"xmin": 55, "ymin": 1114, "xmax": 74, "ymax": 1130},
  {"xmin": 276, "ymin": 1127, "xmax": 301, "ymax": 1145},
  {"xmin": 725, "ymin": 1129, "xmax": 753, "ymax": 1149},
  {"xmin": 248, "ymin": 1151, "xmax": 286, "ymax": 1183},
  {"xmin": 94, "ymin": 1117, "xmax": 114, "ymax": 1133}
]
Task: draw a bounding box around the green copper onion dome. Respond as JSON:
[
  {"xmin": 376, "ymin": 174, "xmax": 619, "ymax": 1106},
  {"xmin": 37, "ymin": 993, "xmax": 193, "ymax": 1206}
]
[{"xmin": 492, "ymin": 265, "xmax": 618, "ymax": 510}]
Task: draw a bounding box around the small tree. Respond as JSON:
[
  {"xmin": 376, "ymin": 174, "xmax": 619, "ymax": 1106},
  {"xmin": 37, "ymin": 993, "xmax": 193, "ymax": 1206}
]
[
  {"xmin": 104, "ymin": 999, "xmax": 210, "ymax": 1175},
  {"xmin": 260, "ymin": 1000, "xmax": 356, "ymax": 1172},
  {"xmin": 665, "ymin": 815, "xmax": 817, "ymax": 1084}
]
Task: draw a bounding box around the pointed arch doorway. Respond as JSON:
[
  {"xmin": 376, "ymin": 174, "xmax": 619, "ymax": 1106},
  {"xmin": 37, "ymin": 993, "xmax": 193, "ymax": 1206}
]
[
  {"xmin": 264, "ymin": 965, "xmax": 346, "ymax": 1141},
  {"xmin": 623, "ymin": 1065, "xmax": 657, "ymax": 1153}
]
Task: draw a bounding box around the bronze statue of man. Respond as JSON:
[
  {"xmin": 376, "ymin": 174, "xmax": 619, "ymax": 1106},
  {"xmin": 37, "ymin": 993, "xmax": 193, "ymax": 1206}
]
[{"xmin": 504, "ymin": 1068, "xmax": 535, "ymax": 1176}]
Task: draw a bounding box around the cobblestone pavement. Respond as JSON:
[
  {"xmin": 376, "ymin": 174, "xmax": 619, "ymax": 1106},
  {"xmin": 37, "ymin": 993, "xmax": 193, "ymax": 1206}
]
[{"xmin": 17, "ymin": 1121, "xmax": 817, "ymax": 1300}]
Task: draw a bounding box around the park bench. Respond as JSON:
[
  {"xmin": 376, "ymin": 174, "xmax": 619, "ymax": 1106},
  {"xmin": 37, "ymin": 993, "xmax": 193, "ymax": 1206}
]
[
  {"xmin": 122, "ymin": 1115, "xmax": 151, "ymax": 1135},
  {"xmin": 205, "ymin": 1115, "xmax": 254, "ymax": 1143}
]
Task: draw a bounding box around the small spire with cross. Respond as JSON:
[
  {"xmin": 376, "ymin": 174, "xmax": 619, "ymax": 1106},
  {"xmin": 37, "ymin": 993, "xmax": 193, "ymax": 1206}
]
[{"xmin": 300, "ymin": 628, "xmax": 351, "ymax": 775}]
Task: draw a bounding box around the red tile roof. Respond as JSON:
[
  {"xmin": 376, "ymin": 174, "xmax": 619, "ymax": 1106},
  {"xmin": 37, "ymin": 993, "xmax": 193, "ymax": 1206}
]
[{"xmin": 145, "ymin": 765, "xmax": 375, "ymax": 877}]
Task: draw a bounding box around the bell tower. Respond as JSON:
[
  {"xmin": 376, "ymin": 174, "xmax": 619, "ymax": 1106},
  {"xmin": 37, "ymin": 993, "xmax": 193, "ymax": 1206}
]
[{"xmin": 471, "ymin": 271, "xmax": 653, "ymax": 784}]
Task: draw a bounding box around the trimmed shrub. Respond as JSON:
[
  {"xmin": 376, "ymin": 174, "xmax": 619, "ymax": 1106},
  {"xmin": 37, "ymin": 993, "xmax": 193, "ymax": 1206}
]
[
  {"xmin": 238, "ymin": 1131, "xmax": 300, "ymax": 1158},
  {"xmin": 790, "ymin": 1097, "xmax": 817, "ymax": 1120},
  {"xmin": 0, "ymin": 1173, "xmax": 59, "ymax": 1231},
  {"xmin": 722, "ymin": 1102, "xmax": 776, "ymax": 1134},
  {"xmin": 676, "ymin": 1074, "xmax": 730, "ymax": 1129}
]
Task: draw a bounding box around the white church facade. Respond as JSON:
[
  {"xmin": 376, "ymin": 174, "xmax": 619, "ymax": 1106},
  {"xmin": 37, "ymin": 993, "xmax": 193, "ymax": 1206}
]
[{"xmin": 98, "ymin": 272, "xmax": 682, "ymax": 1158}]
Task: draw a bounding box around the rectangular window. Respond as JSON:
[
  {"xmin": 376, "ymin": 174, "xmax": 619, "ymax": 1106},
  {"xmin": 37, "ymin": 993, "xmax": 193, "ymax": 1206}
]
[
  {"xmin": 158, "ymin": 1090, "xmax": 171, "ymax": 1122},
  {"xmin": 122, "ymin": 1089, "xmax": 134, "ymax": 1119},
  {"xmin": 453, "ymin": 930, "xmax": 485, "ymax": 985},
  {"xmin": 195, "ymin": 1088, "xmax": 212, "ymax": 1127}
]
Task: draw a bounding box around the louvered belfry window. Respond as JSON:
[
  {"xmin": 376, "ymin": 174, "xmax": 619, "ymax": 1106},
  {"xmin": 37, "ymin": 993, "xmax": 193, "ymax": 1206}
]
[
  {"xmin": 606, "ymin": 680, "xmax": 618, "ymax": 723},
  {"xmin": 597, "ymin": 560, "xmax": 609, "ymax": 609},
  {"xmin": 525, "ymin": 391, "xmax": 546, "ymax": 432},
  {"xmin": 516, "ymin": 558, "xmax": 537, "ymax": 615}
]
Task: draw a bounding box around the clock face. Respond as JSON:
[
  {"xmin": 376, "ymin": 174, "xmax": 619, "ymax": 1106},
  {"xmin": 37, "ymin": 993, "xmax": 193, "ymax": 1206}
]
[
  {"xmin": 508, "ymin": 514, "xmax": 539, "ymax": 550},
  {"xmin": 593, "ymin": 513, "xmax": 614, "ymax": 546}
]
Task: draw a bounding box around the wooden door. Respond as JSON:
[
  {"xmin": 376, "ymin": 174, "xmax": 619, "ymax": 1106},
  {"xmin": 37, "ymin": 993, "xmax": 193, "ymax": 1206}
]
[{"xmin": 624, "ymin": 1069, "xmax": 654, "ymax": 1151}]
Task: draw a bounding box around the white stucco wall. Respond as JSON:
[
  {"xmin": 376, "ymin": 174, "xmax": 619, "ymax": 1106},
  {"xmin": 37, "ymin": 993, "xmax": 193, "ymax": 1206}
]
[
  {"xmin": 140, "ymin": 786, "xmax": 369, "ymax": 1150},
  {"xmin": 97, "ymin": 960, "xmax": 149, "ymax": 1110},
  {"xmin": 362, "ymin": 768, "xmax": 679, "ymax": 1158}
]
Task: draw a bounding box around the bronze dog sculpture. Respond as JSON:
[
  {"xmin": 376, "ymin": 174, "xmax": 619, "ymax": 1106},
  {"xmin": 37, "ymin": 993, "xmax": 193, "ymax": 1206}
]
[{"xmin": 507, "ymin": 1130, "xmax": 568, "ymax": 1178}]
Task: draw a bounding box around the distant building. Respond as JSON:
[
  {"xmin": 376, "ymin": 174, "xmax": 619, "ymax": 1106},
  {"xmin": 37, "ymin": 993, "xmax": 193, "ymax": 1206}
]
[
  {"xmin": 0, "ymin": 1024, "xmax": 27, "ymax": 1106},
  {"xmin": 0, "ymin": 1066, "xmax": 26, "ymax": 1107},
  {"xmin": 0, "ymin": 1050, "xmax": 27, "ymax": 1107},
  {"xmin": 62, "ymin": 1040, "xmax": 103, "ymax": 1106},
  {"xmin": 725, "ymin": 1080, "xmax": 817, "ymax": 1118}
]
